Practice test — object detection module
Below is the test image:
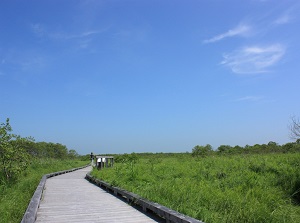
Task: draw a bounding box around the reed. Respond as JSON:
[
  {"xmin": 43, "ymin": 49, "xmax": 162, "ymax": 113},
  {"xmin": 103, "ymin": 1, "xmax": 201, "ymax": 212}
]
[{"xmin": 92, "ymin": 153, "xmax": 300, "ymax": 223}]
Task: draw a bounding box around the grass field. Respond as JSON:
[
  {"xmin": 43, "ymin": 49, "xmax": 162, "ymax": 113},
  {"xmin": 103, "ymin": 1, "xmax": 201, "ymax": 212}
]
[
  {"xmin": 92, "ymin": 153, "xmax": 300, "ymax": 223},
  {"xmin": 0, "ymin": 159, "xmax": 88, "ymax": 223}
]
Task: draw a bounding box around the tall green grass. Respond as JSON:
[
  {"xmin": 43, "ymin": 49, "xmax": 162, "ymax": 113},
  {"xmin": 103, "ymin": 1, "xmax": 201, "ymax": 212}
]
[
  {"xmin": 92, "ymin": 153, "xmax": 300, "ymax": 223},
  {"xmin": 0, "ymin": 159, "xmax": 88, "ymax": 223}
]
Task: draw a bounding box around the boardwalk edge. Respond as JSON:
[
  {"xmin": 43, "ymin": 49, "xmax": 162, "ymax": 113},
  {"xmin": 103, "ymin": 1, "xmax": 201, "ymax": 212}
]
[
  {"xmin": 85, "ymin": 173, "xmax": 205, "ymax": 223},
  {"xmin": 21, "ymin": 164, "xmax": 90, "ymax": 223}
]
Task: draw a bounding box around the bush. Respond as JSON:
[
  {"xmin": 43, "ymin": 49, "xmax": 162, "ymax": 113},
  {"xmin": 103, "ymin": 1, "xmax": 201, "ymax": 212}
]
[
  {"xmin": 0, "ymin": 119, "xmax": 31, "ymax": 182},
  {"xmin": 192, "ymin": 144, "xmax": 212, "ymax": 157}
]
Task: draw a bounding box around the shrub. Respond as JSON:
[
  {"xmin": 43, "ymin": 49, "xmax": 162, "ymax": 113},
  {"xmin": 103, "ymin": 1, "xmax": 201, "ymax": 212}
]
[
  {"xmin": 0, "ymin": 119, "xmax": 31, "ymax": 182},
  {"xmin": 192, "ymin": 144, "xmax": 212, "ymax": 157}
]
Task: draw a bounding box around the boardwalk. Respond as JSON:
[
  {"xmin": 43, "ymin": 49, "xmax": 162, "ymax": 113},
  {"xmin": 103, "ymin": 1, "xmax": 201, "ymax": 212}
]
[{"xmin": 35, "ymin": 166, "xmax": 158, "ymax": 223}]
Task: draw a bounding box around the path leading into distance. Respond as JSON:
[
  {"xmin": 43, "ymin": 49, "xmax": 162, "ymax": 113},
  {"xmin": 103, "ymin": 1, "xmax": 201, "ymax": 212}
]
[{"xmin": 35, "ymin": 166, "xmax": 158, "ymax": 223}]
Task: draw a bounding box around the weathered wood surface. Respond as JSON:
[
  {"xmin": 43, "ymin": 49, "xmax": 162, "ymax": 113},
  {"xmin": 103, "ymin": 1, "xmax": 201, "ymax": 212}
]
[
  {"xmin": 22, "ymin": 165, "xmax": 90, "ymax": 223},
  {"xmin": 35, "ymin": 166, "xmax": 158, "ymax": 223}
]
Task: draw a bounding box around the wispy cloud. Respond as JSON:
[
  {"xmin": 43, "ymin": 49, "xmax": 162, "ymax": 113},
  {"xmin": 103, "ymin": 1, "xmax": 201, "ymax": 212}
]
[
  {"xmin": 272, "ymin": 3, "xmax": 299, "ymax": 25},
  {"xmin": 203, "ymin": 24, "xmax": 251, "ymax": 43},
  {"xmin": 31, "ymin": 23, "xmax": 106, "ymax": 41},
  {"xmin": 50, "ymin": 30, "xmax": 102, "ymax": 40},
  {"xmin": 1, "ymin": 49, "xmax": 47, "ymax": 78},
  {"xmin": 113, "ymin": 27, "xmax": 149, "ymax": 44},
  {"xmin": 274, "ymin": 14, "xmax": 292, "ymax": 25},
  {"xmin": 30, "ymin": 23, "xmax": 108, "ymax": 51},
  {"xmin": 221, "ymin": 44, "xmax": 285, "ymax": 74},
  {"xmin": 235, "ymin": 96, "xmax": 263, "ymax": 102},
  {"xmin": 31, "ymin": 23, "xmax": 46, "ymax": 37},
  {"xmin": 19, "ymin": 56, "xmax": 46, "ymax": 72}
]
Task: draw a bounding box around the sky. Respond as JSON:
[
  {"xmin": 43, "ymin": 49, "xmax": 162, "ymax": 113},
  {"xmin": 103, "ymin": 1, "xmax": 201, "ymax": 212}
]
[{"xmin": 1, "ymin": 0, "xmax": 300, "ymax": 155}]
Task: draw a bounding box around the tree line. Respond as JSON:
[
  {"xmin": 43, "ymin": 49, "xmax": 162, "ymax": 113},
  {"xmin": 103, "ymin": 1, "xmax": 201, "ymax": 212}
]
[
  {"xmin": 192, "ymin": 116, "xmax": 300, "ymax": 157},
  {"xmin": 192, "ymin": 140, "xmax": 300, "ymax": 157},
  {"xmin": 0, "ymin": 118, "xmax": 79, "ymax": 181},
  {"xmin": 2, "ymin": 116, "xmax": 300, "ymax": 179}
]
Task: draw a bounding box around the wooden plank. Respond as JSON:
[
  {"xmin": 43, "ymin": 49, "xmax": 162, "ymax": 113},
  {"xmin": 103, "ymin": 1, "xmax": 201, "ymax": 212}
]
[
  {"xmin": 22, "ymin": 165, "xmax": 90, "ymax": 223},
  {"xmin": 35, "ymin": 166, "xmax": 157, "ymax": 223}
]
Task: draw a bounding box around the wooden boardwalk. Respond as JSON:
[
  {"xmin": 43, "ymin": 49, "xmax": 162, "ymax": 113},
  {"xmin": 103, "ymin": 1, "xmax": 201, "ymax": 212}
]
[{"xmin": 35, "ymin": 166, "xmax": 158, "ymax": 223}]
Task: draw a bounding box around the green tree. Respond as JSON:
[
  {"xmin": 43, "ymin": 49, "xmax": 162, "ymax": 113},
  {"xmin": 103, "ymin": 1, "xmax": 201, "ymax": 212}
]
[
  {"xmin": 68, "ymin": 149, "xmax": 79, "ymax": 159},
  {"xmin": 128, "ymin": 152, "xmax": 139, "ymax": 164},
  {"xmin": 192, "ymin": 144, "xmax": 212, "ymax": 157},
  {"xmin": 0, "ymin": 118, "xmax": 31, "ymax": 181},
  {"xmin": 217, "ymin": 145, "xmax": 232, "ymax": 153},
  {"xmin": 282, "ymin": 142, "xmax": 294, "ymax": 153},
  {"xmin": 232, "ymin": 145, "xmax": 243, "ymax": 154},
  {"xmin": 33, "ymin": 142, "xmax": 69, "ymax": 159},
  {"xmin": 267, "ymin": 141, "xmax": 279, "ymax": 152}
]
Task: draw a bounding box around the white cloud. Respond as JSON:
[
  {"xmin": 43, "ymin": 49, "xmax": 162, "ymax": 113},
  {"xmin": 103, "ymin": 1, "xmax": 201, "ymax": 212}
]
[
  {"xmin": 221, "ymin": 44, "xmax": 285, "ymax": 74},
  {"xmin": 203, "ymin": 24, "xmax": 251, "ymax": 43}
]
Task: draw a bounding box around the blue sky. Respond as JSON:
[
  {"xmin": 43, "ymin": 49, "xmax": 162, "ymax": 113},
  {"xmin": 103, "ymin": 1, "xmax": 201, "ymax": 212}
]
[{"xmin": 1, "ymin": 0, "xmax": 300, "ymax": 155}]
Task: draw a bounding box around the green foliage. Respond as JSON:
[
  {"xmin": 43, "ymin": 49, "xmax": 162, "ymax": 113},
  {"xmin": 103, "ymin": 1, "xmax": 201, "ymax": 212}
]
[
  {"xmin": 113, "ymin": 153, "xmax": 140, "ymax": 181},
  {"xmin": 1, "ymin": 116, "xmax": 83, "ymax": 181},
  {"xmin": 28, "ymin": 141, "xmax": 70, "ymax": 159},
  {"xmin": 115, "ymin": 152, "xmax": 139, "ymax": 163},
  {"xmin": 0, "ymin": 117, "xmax": 85, "ymax": 222},
  {"xmin": 217, "ymin": 145, "xmax": 232, "ymax": 153},
  {"xmin": 192, "ymin": 144, "xmax": 212, "ymax": 157},
  {"xmin": 80, "ymin": 154, "xmax": 93, "ymax": 161},
  {"xmin": 215, "ymin": 141, "xmax": 300, "ymax": 155},
  {"xmin": 0, "ymin": 119, "xmax": 31, "ymax": 181},
  {"xmin": 92, "ymin": 153, "xmax": 300, "ymax": 223},
  {"xmin": 0, "ymin": 159, "xmax": 88, "ymax": 223},
  {"xmin": 68, "ymin": 149, "xmax": 79, "ymax": 159}
]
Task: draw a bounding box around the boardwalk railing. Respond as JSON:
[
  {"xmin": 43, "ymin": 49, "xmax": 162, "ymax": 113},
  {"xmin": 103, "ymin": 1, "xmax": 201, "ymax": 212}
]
[
  {"xmin": 21, "ymin": 164, "xmax": 90, "ymax": 223},
  {"xmin": 86, "ymin": 173, "xmax": 205, "ymax": 223}
]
